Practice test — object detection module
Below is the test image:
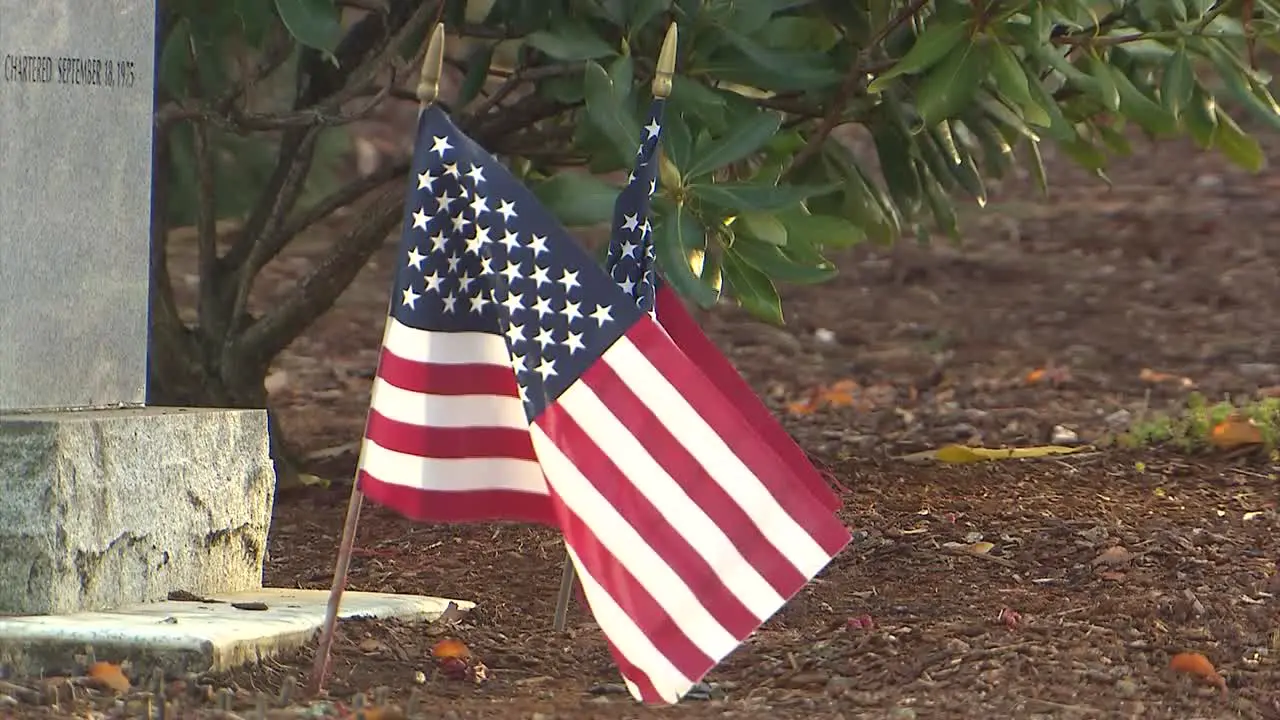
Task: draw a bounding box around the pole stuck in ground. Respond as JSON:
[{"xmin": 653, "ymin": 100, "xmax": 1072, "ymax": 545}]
[
  {"xmin": 551, "ymin": 20, "xmax": 680, "ymax": 633},
  {"xmin": 307, "ymin": 21, "xmax": 448, "ymax": 696}
]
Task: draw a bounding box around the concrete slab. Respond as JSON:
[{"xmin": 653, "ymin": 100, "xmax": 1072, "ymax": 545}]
[{"xmin": 0, "ymin": 588, "xmax": 472, "ymax": 677}]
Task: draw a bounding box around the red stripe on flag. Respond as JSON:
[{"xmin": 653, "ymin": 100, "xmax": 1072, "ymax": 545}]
[
  {"xmin": 601, "ymin": 638, "xmax": 663, "ymax": 704},
  {"xmin": 656, "ymin": 286, "xmax": 840, "ymax": 512},
  {"xmin": 538, "ymin": 403, "xmax": 761, "ymax": 639},
  {"xmin": 628, "ymin": 318, "xmax": 851, "ymax": 556},
  {"xmin": 377, "ymin": 350, "xmax": 519, "ymax": 397},
  {"xmin": 544, "ymin": 490, "xmax": 714, "ymax": 682},
  {"xmin": 579, "ymin": 362, "xmax": 809, "ymax": 597},
  {"xmin": 364, "ymin": 410, "xmax": 536, "ymax": 461},
  {"xmin": 358, "ymin": 471, "xmax": 558, "ymax": 525}
]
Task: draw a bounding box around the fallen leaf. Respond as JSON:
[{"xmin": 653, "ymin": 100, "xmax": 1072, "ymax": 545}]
[
  {"xmin": 431, "ymin": 638, "xmax": 471, "ymax": 660},
  {"xmin": 358, "ymin": 638, "xmax": 384, "ymax": 653},
  {"xmin": 996, "ymin": 607, "xmax": 1021, "ymax": 630},
  {"xmin": 1092, "ymin": 546, "xmax": 1133, "ymax": 567},
  {"xmin": 900, "ymin": 444, "xmax": 1091, "ymax": 464},
  {"xmin": 87, "ymin": 662, "xmax": 130, "ymax": 694},
  {"xmin": 1025, "ymin": 367, "xmax": 1071, "ymax": 384},
  {"xmin": 786, "ymin": 379, "xmax": 896, "ymax": 415},
  {"xmin": 1169, "ymin": 652, "xmax": 1227, "ymax": 697},
  {"xmin": 1209, "ymin": 413, "xmax": 1264, "ymax": 450},
  {"xmin": 846, "ymin": 614, "xmax": 875, "ymax": 630},
  {"xmin": 966, "ymin": 541, "xmax": 995, "ymax": 555},
  {"xmin": 346, "ymin": 706, "xmax": 408, "ymax": 720},
  {"xmin": 1099, "ymin": 571, "xmax": 1126, "ymax": 581},
  {"xmin": 1139, "ymin": 368, "xmax": 1195, "ymax": 388}
]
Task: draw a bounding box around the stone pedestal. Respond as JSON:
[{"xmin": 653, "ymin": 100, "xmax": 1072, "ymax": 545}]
[{"xmin": 0, "ymin": 408, "xmax": 275, "ymax": 615}]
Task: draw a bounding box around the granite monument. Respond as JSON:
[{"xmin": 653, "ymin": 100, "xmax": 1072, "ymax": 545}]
[{"xmin": 0, "ymin": 0, "xmax": 277, "ymax": 616}]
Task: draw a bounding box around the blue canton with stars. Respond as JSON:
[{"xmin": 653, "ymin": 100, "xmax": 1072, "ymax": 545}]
[
  {"xmin": 390, "ymin": 105, "xmax": 646, "ymax": 419},
  {"xmin": 605, "ymin": 99, "xmax": 664, "ymax": 316}
]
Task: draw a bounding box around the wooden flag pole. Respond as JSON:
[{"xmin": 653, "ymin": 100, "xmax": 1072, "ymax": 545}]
[
  {"xmin": 307, "ymin": 22, "xmax": 448, "ymax": 696},
  {"xmin": 551, "ymin": 21, "xmax": 679, "ymax": 633}
]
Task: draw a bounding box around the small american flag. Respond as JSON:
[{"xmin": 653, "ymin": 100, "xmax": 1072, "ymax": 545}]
[
  {"xmin": 605, "ymin": 100, "xmax": 841, "ymax": 513},
  {"xmin": 357, "ymin": 105, "xmax": 850, "ymax": 703}
]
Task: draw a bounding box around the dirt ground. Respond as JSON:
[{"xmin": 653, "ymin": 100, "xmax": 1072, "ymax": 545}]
[{"xmin": 7, "ymin": 128, "xmax": 1280, "ymax": 718}]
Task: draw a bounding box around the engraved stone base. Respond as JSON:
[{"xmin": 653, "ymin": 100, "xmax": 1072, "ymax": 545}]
[{"xmin": 0, "ymin": 408, "xmax": 275, "ymax": 615}]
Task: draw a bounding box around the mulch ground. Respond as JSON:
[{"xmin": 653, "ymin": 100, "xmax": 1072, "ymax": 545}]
[{"xmin": 6, "ymin": 127, "xmax": 1280, "ymax": 718}]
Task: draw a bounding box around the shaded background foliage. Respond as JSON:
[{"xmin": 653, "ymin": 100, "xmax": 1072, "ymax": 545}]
[{"xmin": 149, "ymin": 0, "xmax": 1280, "ymax": 482}]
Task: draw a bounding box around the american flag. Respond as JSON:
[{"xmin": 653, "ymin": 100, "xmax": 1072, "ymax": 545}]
[
  {"xmin": 356, "ymin": 104, "xmax": 851, "ymax": 703},
  {"xmin": 606, "ymin": 100, "xmax": 842, "ymax": 513}
]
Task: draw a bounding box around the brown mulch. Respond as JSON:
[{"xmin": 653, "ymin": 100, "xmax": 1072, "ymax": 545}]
[{"xmin": 7, "ymin": 127, "xmax": 1280, "ymax": 718}]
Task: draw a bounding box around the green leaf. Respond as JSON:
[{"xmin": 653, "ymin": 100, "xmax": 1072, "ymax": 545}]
[
  {"xmin": 231, "ymin": 0, "xmax": 278, "ymax": 45},
  {"xmin": 825, "ymin": 144, "xmax": 902, "ymax": 243},
  {"xmin": 664, "ymin": 113, "xmax": 694, "ymax": 176},
  {"xmin": 1108, "ymin": 63, "xmax": 1179, "ymax": 135},
  {"xmin": 1213, "ymin": 107, "xmax": 1265, "ymax": 172},
  {"xmin": 914, "ymin": 39, "xmax": 990, "ymax": 125},
  {"xmin": 757, "ymin": 16, "xmax": 841, "ymax": 52},
  {"xmin": 526, "ymin": 23, "xmax": 617, "ymax": 61},
  {"xmin": 1184, "ymin": 84, "xmax": 1219, "ymax": 149},
  {"xmin": 274, "ymin": 0, "xmax": 341, "ymax": 53},
  {"xmin": 869, "ymin": 21, "xmax": 969, "ymax": 94},
  {"xmin": 722, "ymin": 245, "xmax": 784, "ymax": 324},
  {"xmin": 531, "ymin": 172, "xmax": 621, "ymax": 227},
  {"xmin": 626, "ymin": 0, "xmax": 671, "ymax": 33},
  {"xmin": 691, "ymin": 182, "xmax": 834, "ymax": 212},
  {"xmin": 711, "ymin": 30, "xmax": 844, "ymax": 92},
  {"xmin": 1026, "ymin": 138, "xmax": 1048, "ymax": 196},
  {"xmin": 582, "ymin": 60, "xmax": 640, "ymax": 165},
  {"xmin": 987, "ymin": 42, "xmax": 1051, "ymax": 127},
  {"xmin": 654, "ymin": 206, "xmax": 720, "ymax": 308},
  {"xmin": 920, "ymin": 160, "xmax": 960, "ymax": 240},
  {"xmin": 158, "ymin": 17, "xmax": 193, "ymax": 96},
  {"xmin": 668, "ymin": 77, "xmax": 728, "ymax": 130},
  {"xmin": 780, "ymin": 211, "xmax": 866, "ymax": 249},
  {"xmin": 737, "ymin": 211, "xmax": 788, "ymax": 246},
  {"xmin": 1160, "ymin": 48, "xmax": 1194, "ymax": 119},
  {"xmin": 458, "ymin": 43, "xmax": 496, "ymax": 108},
  {"xmin": 731, "ymin": 237, "xmax": 837, "ymax": 284},
  {"xmin": 869, "ymin": 103, "xmax": 923, "ymax": 220},
  {"xmin": 685, "ymin": 110, "xmax": 782, "ymax": 178},
  {"xmin": 1084, "ymin": 52, "xmax": 1121, "ymax": 112}
]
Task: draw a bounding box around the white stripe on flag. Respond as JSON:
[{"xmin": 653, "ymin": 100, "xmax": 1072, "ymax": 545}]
[
  {"xmin": 603, "ymin": 335, "xmax": 833, "ymax": 577},
  {"xmin": 565, "ymin": 545, "xmax": 691, "ymax": 704},
  {"xmin": 528, "ymin": 425, "xmax": 740, "ymax": 659},
  {"xmin": 369, "ymin": 378, "xmax": 528, "ymax": 430},
  {"xmin": 555, "ymin": 383, "xmax": 785, "ymax": 618},
  {"xmin": 359, "ymin": 440, "xmax": 548, "ymax": 495},
  {"xmin": 382, "ymin": 319, "xmax": 512, "ymax": 366}
]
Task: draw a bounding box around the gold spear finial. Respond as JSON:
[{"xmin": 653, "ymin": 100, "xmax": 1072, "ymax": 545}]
[
  {"xmin": 417, "ymin": 23, "xmax": 446, "ymax": 105},
  {"xmin": 651, "ymin": 23, "xmax": 678, "ymax": 99}
]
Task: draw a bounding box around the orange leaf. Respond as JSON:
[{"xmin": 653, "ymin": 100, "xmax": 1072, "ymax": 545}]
[
  {"xmin": 1209, "ymin": 413, "xmax": 1264, "ymax": 450},
  {"xmin": 1139, "ymin": 367, "xmax": 1194, "ymax": 388},
  {"xmin": 1169, "ymin": 652, "xmax": 1227, "ymax": 696},
  {"xmin": 431, "ymin": 638, "xmax": 471, "ymax": 660},
  {"xmin": 87, "ymin": 661, "xmax": 131, "ymax": 693},
  {"xmin": 1025, "ymin": 368, "xmax": 1046, "ymax": 383}
]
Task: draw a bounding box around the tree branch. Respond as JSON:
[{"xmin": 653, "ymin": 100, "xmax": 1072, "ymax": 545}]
[
  {"xmin": 235, "ymin": 184, "xmax": 404, "ymax": 366},
  {"xmin": 276, "ymin": 157, "xmax": 412, "ymax": 243},
  {"xmin": 148, "ymin": 124, "xmax": 203, "ymax": 404},
  {"xmin": 224, "ymin": 128, "xmax": 322, "ymax": 352},
  {"xmin": 463, "ymin": 62, "xmax": 581, "ymax": 121},
  {"xmin": 785, "ymin": 0, "xmax": 930, "ymax": 179}
]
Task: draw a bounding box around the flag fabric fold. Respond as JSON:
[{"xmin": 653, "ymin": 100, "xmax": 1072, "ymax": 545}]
[
  {"xmin": 603, "ymin": 100, "xmax": 841, "ymax": 513},
  {"xmin": 356, "ymin": 103, "xmax": 850, "ymax": 703}
]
